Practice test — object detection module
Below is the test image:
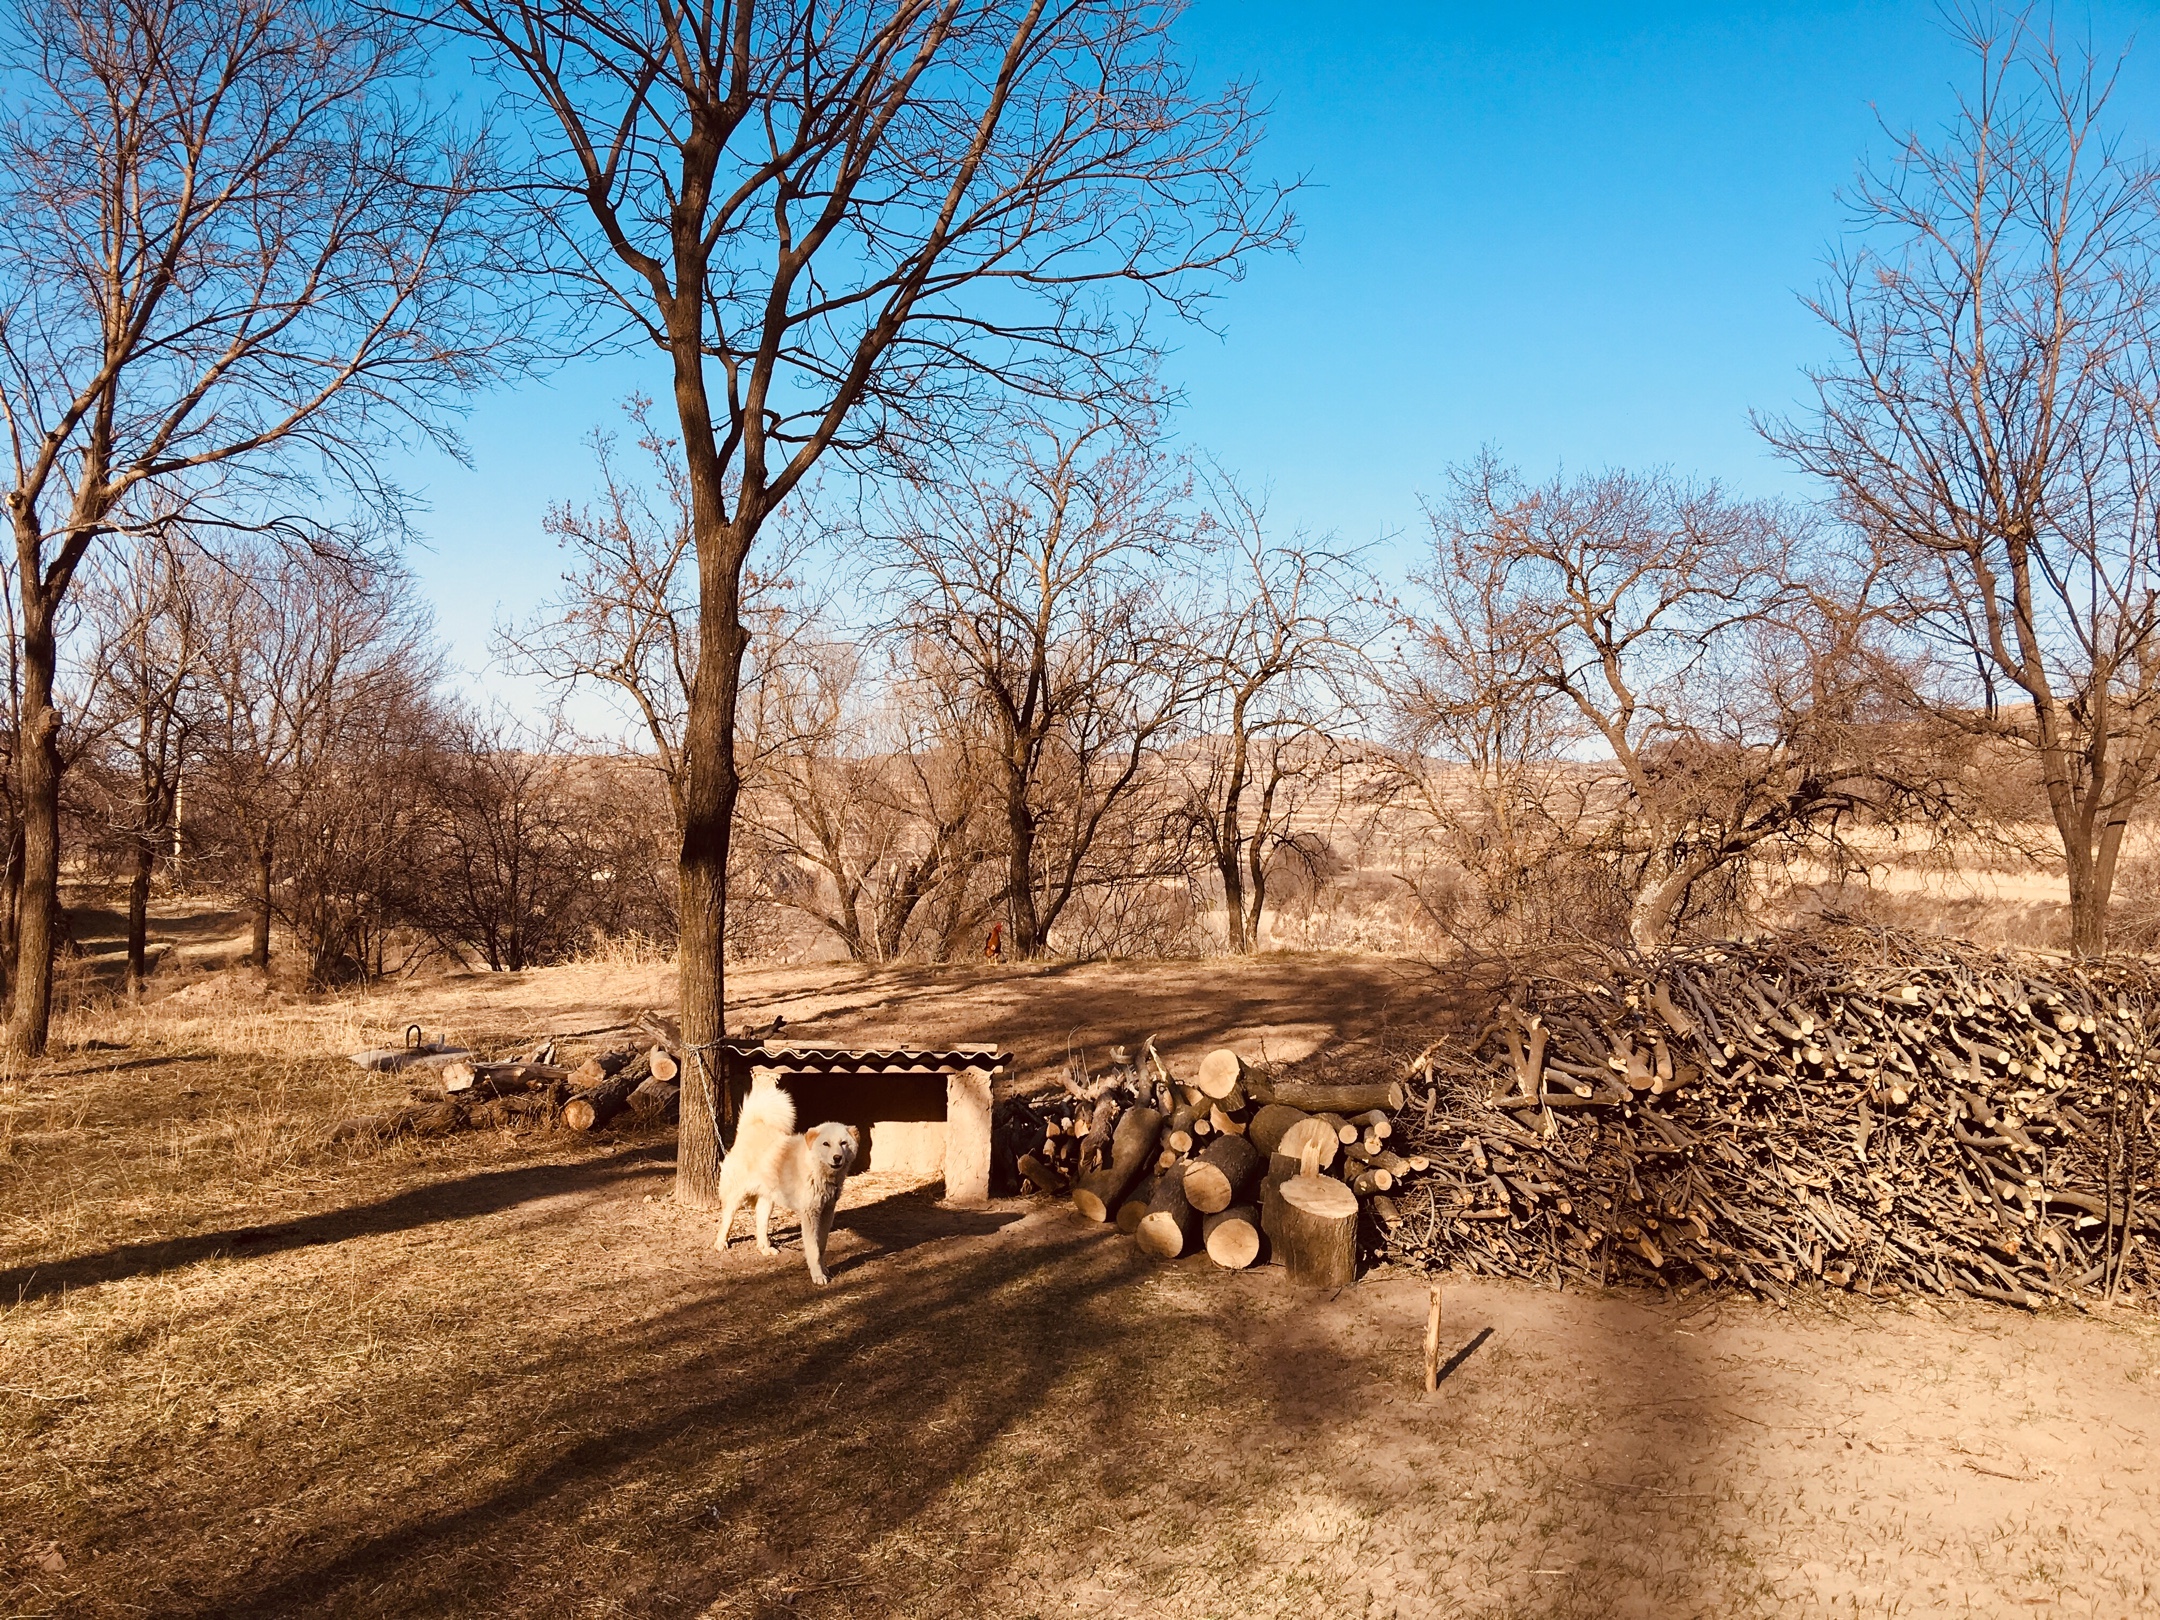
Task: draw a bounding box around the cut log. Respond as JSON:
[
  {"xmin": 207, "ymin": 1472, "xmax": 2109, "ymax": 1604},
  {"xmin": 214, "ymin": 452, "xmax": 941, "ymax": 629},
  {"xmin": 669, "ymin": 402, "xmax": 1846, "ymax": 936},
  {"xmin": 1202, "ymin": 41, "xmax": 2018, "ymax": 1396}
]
[
  {"xmin": 1203, "ymin": 1205, "xmax": 1263, "ymax": 1270},
  {"xmin": 1135, "ymin": 1163, "xmax": 1199, "ymax": 1260},
  {"xmin": 1277, "ymin": 1152, "xmax": 1359, "ymax": 1288},
  {"xmin": 1071, "ymin": 1104, "xmax": 1164, "ymax": 1222},
  {"xmin": 570, "ymin": 1045, "xmax": 638, "ymax": 1088},
  {"xmin": 1352, "ymin": 1109, "xmax": 1393, "ymax": 1141},
  {"xmin": 647, "ymin": 1045, "xmax": 680, "ymax": 1085},
  {"xmin": 1245, "ymin": 1077, "xmax": 1405, "ymax": 1115},
  {"xmin": 1183, "ymin": 1133, "xmax": 1262, "ymax": 1215},
  {"xmin": 1274, "ymin": 1116, "xmax": 1340, "ymax": 1172},
  {"xmin": 562, "ymin": 1063, "xmax": 649, "ymax": 1132},
  {"xmin": 1077, "ymin": 1094, "xmax": 1120, "ymax": 1177},
  {"xmin": 1195, "ymin": 1049, "xmax": 1246, "ymax": 1101},
  {"xmin": 442, "ymin": 1061, "xmax": 571, "ymax": 1099},
  {"xmin": 1017, "ymin": 1153, "xmax": 1062, "ymax": 1196},
  {"xmin": 1315, "ymin": 1112, "xmax": 1358, "ymax": 1145},
  {"xmin": 1116, "ymin": 1174, "xmax": 1160, "ymax": 1235},
  {"xmin": 1248, "ymin": 1103, "xmax": 1310, "ymax": 1157},
  {"xmin": 625, "ymin": 1076, "xmax": 680, "ymax": 1124},
  {"xmin": 1208, "ymin": 1103, "xmax": 1246, "ymax": 1136},
  {"xmin": 349, "ymin": 1041, "xmax": 470, "ymax": 1073}
]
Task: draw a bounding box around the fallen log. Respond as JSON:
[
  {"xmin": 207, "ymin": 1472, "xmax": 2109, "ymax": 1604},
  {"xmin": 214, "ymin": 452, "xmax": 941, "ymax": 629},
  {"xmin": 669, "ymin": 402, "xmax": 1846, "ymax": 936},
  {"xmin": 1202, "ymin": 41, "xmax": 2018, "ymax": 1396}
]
[
  {"xmin": 562, "ymin": 1064, "xmax": 648, "ymax": 1132},
  {"xmin": 1247, "ymin": 1103, "xmax": 1309, "ymax": 1157},
  {"xmin": 1136, "ymin": 1163, "xmax": 1199, "ymax": 1260},
  {"xmin": 1183, "ymin": 1133, "xmax": 1262, "ymax": 1216},
  {"xmin": 1071, "ymin": 1105, "xmax": 1164, "ymax": 1222},
  {"xmin": 625, "ymin": 1076, "xmax": 680, "ymax": 1125},
  {"xmin": 442, "ymin": 1061, "xmax": 571, "ymax": 1099},
  {"xmin": 1245, "ymin": 1076, "xmax": 1406, "ymax": 1115},
  {"xmin": 1203, "ymin": 1205, "xmax": 1264, "ymax": 1270}
]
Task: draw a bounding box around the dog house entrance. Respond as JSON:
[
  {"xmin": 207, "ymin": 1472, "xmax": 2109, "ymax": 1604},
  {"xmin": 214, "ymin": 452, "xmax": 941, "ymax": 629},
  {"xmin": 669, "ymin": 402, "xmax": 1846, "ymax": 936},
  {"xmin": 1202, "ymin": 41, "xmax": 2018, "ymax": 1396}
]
[{"xmin": 720, "ymin": 1042, "xmax": 1009, "ymax": 1207}]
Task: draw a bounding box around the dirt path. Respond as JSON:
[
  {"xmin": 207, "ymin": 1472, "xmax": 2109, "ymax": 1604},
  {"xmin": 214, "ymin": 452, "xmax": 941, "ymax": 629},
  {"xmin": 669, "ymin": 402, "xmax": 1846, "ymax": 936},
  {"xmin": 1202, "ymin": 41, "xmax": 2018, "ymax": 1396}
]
[
  {"xmin": 7, "ymin": 955, "xmax": 2160, "ymax": 1617},
  {"xmin": 8, "ymin": 1136, "xmax": 2158, "ymax": 1618}
]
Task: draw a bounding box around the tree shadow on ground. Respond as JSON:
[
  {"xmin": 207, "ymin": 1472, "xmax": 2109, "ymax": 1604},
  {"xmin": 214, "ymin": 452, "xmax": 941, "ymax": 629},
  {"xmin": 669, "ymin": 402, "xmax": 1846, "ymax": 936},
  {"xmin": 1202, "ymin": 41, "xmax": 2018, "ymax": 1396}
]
[{"xmin": 1, "ymin": 1144, "xmax": 671, "ymax": 1305}]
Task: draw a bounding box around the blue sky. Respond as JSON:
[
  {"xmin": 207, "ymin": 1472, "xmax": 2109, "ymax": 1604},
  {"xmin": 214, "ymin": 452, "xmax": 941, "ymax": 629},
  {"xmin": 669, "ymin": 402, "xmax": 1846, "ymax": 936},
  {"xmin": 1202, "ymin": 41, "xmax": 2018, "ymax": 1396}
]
[{"xmin": 390, "ymin": 2, "xmax": 2160, "ymax": 696}]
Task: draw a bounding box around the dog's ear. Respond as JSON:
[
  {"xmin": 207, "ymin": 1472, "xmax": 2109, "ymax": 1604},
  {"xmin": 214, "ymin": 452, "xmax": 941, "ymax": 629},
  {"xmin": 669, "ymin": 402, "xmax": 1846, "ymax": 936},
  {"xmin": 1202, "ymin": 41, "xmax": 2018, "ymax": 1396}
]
[{"xmin": 804, "ymin": 1130, "xmax": 818, "ymax": 1147}]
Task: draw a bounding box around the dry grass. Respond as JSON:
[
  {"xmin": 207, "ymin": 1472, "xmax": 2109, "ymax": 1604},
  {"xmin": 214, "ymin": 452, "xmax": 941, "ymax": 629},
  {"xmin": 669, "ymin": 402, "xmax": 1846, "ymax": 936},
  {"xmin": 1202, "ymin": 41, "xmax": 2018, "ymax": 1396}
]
[{"xmin": 6, "ymin": 957, "xmax": 2160, "ymax": 1618}]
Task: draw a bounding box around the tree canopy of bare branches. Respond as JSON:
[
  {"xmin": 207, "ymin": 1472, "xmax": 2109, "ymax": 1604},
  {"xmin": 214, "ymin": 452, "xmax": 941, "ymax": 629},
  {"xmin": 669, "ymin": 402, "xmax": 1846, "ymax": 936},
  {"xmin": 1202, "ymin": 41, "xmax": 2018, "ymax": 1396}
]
[
  {"xmin": 1768, "ymin": 13, "xmax": 2160, "ymax": 955},
  {"xmin": 0, "ymin": 0, "xmax": 512, "ymax": 1052},
  {"xmin": 1402, "ymin": 459, "xmax": 1919, "ymax": 948},
  {"xmin": 445, "ymin": 0, "xmax": 1291, "ymax": 1199},
  {"xmin": 882, "ymin": 419, "xmax": 1207, "ymax": 959}
]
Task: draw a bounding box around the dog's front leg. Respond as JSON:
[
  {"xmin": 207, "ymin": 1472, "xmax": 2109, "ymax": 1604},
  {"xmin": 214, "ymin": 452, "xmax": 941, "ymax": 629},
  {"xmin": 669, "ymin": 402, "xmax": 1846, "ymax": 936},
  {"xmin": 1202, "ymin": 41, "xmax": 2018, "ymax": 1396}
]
[
  {"xmin": 714, "ymin": 1190, "xmax": 742, "ymax": 1252},
  {"xmin": 754, "ymin": 1195, "xmax": 778, "ymax": 1254},
  {"xmin": 804, "ymin": 1204, "xmax": 831, "ymax": 1286}
]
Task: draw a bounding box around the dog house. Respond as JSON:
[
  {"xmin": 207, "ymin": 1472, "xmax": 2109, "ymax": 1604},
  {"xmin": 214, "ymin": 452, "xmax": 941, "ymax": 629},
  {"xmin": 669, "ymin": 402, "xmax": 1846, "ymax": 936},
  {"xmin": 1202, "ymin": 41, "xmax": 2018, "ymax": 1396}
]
[{"xmin": 719, "ymin": 1041, "xmax": 1010, "ymax": 1207}]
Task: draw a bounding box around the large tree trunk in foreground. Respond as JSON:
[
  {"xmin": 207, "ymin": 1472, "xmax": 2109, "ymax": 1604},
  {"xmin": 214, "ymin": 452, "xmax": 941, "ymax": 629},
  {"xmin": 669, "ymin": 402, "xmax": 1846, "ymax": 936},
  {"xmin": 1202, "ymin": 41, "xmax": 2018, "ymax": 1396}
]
[
  {"xmin": 672, "ymin": 436, "xmax": 752, "ymax": 1208},
  {"xmin": 8, "ymin": 589, "xmax": 61, "ymax": 1058}
]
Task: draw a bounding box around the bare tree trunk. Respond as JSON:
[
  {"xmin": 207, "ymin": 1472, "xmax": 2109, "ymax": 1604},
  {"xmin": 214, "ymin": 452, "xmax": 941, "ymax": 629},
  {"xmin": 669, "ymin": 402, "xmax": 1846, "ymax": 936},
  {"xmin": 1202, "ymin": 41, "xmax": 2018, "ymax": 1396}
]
[
  {"xmin": 1217, "ymin": 725, "xmax": 1252, "ymax": 952},
  {"xmin": 124, "ymin": 837, "xmax": 153, "ymax": 996},
  {"xmin": 1006, "ymin": 770, "xmax": 1045, "ymax": 959},
  {"xmin": 7, "ymin": 589, "xmax": 60, "ymax": 1058},
  {"xmin": 250, "ymin": 834, "xmax": 273, "ymax": 969},
  {"xmin": 672, "ymin": 366, "xmax": 751, "ymax": 1207}
]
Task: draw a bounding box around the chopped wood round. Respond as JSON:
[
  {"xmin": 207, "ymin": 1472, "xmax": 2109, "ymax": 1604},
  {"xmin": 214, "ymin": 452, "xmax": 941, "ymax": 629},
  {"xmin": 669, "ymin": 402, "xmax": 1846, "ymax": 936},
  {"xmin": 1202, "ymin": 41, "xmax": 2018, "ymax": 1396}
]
[
  {"xmin": 1116, "ymin": 1174, "xmax": 1160, "ymax": 1235},
  {"xmin": 1274, "ymin": 1117, "xmax": 1340, "ymax": 1171},
  {"xmin": 1276, "ymin": 1169, "xmax": 1359, "ymax": 1288},
  {"xmin": 1071, "ymin": 1104, "xmax": 1163, "ymax": 1222},
  {"xmin": 1195, "ymin": 1048, "xmax": 1245, "ymax": 1101},
  {"xmin": 1135, "ymin": 1164, "xmax": 1199, "ymax": 1260},
  {"xmin": 648, "ymin": 1045, "xmax": 680, "ymax": 1084},
  {"xmin": 1247, "ymin": 1103, "xmax": 1310, "ymax": 1157},
  {"xmin": 1203, "ymin": 1205, "xmax": 1263, "ymax": 1270},
  {"xmin": 1316, "ymin": 1112, "xmax": 1358, "ymax": 1145},
  {"xmin": 1183, "ymin": 1133, "xmax": 1262, "ymax": 1215}
]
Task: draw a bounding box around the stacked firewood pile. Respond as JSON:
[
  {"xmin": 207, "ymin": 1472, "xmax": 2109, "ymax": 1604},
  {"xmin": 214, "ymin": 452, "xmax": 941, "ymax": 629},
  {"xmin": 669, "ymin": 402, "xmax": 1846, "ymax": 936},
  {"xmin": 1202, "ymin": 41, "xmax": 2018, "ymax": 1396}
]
[
  {"xmin": 994, "ymin": 1041, "xmax": 1433, "ymax": 1285},
  {"xmin": 331, "ymin": 1014, "xmax": 685, "ymax": 1142},
  {"xmin": 1380, "ymin": 929, "xmax": 2158, "ymax": 1309}
]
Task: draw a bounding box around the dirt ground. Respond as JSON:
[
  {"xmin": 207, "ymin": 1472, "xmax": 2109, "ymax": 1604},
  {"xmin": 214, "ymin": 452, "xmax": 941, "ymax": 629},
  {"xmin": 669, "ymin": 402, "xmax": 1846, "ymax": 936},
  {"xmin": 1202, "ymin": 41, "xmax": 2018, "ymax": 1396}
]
[{"xmin": 6, "ymin": 953, "xmax": 2160, "ymax": 1618}]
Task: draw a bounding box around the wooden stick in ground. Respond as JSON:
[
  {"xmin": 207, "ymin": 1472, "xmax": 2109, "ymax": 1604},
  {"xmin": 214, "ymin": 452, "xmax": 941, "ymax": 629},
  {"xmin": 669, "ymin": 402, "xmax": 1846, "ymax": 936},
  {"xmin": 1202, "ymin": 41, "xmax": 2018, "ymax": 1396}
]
[
  {"xmin": 1136, "ymin": 1163, "xmax": 1199, "ymax": 1260},
  {"xmin": 1203, "ymin": 1205, "xmax": 1263, "ymax": 1270},
  {"xmin": 1423, "ymin": 1286, "xmax": 1442, "ymax": 1392},
  {"xmin": 1183, "ymin": 1133, "xmax": 1262, "ymax": 1215},
  {"xmin": 1071, "ymin": 1104, "xmax": 1164, "ymax": 1222},
  {"xmin": 1276, "ymin": 1139, "xmax": 1358, "ymax": 1288}
]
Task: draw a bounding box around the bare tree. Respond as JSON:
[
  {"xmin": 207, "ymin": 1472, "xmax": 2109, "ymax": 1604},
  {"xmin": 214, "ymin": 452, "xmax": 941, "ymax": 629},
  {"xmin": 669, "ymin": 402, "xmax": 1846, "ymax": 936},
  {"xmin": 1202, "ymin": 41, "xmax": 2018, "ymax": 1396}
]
[
  {"xmin": 882, "ymin": 420, "xmax": 1206, "ymax": 957},
  {"xmin": 1412, "ymin": 459, "xmax": 1919, "ymax": 948},
  {"xmin": 445, "ymin": 0, "xmax": 1290, "ymax": 1199},
  {"xmin": 196, "ymin": 546, "xmax": 443, "ymax": 978},
  {"xmin": 0, "ymin": 0, "xmax": 509, "ymax": 1053},
  {"xmin": 1178, "ymin": 479, "xmax": 1364, "ymax": 952},
  {"xmin": 1767, "ymin": 13, "xmax": 2160, "ymax": 955},
  {"xmin": 79, "ymin": 534, "xmax": 208, "ymax": 993}
]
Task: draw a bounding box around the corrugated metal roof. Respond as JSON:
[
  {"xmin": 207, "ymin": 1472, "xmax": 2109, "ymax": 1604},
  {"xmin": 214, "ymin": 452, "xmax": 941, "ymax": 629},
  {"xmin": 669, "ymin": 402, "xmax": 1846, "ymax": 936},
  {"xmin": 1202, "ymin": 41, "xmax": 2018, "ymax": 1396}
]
[{"xmin": 722, "ymin": 1040, "xmax": 1009, "ymax": 1073}]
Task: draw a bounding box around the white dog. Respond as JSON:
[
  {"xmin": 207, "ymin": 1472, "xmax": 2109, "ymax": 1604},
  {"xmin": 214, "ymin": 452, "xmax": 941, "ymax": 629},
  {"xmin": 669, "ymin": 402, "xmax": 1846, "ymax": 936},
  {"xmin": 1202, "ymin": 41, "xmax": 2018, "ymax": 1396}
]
[{"xmin": 714, "ymin": 1084, "xmax": 860, "ymax": 1285}]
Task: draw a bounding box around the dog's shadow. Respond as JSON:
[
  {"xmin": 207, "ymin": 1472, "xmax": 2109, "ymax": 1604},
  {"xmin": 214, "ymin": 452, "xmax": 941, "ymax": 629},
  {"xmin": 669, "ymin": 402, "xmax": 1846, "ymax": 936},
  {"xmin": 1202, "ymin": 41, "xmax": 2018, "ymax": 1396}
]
[{"xmin": 728, "ymin": 1186, "xmax": 1022, "ymax": 1278}]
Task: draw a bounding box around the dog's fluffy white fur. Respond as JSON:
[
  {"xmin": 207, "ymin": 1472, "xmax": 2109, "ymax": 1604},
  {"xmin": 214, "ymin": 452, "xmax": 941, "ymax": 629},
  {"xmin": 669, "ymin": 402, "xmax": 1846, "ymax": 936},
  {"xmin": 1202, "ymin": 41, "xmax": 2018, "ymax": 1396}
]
[{"xmin": 714, "ymin": 1084, "xmax": 860, "ymax": 1285}]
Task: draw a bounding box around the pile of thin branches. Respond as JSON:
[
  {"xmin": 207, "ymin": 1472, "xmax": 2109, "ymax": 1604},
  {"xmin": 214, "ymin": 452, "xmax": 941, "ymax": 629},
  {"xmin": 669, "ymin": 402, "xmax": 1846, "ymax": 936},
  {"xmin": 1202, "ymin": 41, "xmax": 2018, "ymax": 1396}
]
[{"xmin": 1379, "ymin": 928, "xmax": 2158, "ymax": 1309}]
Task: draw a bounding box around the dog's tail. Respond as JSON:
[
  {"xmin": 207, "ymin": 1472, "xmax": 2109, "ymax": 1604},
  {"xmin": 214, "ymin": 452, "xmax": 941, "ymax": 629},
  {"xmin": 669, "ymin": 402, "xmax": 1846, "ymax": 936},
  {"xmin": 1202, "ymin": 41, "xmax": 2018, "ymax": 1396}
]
[{"xmin": 735, "ymin": 1083, "xmax": 797, "ymax": 1137}]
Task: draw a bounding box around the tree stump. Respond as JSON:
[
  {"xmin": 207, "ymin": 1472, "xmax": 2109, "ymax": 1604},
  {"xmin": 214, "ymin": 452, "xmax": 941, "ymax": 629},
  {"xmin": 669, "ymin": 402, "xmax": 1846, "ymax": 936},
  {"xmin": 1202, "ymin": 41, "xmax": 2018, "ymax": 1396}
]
[{"xmin": 1275, "ymin": 1141, "xmax": 1358, "ymax": 1288}]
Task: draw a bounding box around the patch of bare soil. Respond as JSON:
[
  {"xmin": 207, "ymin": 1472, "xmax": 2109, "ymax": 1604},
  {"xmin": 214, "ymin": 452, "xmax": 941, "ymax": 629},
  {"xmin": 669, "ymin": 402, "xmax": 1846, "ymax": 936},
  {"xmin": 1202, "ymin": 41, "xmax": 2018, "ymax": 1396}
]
[{"xmin": 5, "ymin": 958, "xmax": 2159, "ymax": 1618}]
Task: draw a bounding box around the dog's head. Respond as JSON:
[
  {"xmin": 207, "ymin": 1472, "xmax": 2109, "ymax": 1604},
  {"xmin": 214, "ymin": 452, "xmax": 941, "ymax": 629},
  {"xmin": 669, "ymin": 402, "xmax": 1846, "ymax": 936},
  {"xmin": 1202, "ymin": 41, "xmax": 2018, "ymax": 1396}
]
[{"xmin": 804, "ymin": 1122, "xmax": 860, "ymax": 1177}]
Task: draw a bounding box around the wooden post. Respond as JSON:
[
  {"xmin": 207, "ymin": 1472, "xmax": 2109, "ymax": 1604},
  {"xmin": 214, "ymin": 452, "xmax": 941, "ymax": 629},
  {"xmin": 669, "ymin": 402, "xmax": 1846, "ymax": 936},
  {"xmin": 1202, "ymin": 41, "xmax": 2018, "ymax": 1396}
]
[{"xmin": 1423, "ymin": 1285, "xmax": 1442, "ymax": 1392}]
